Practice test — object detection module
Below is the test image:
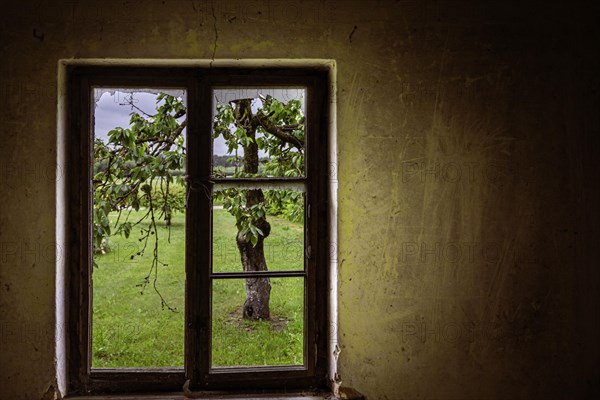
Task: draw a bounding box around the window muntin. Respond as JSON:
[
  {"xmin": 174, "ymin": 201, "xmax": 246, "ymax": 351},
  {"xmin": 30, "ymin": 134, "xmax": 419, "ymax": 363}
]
[{"xmin": 68, "ymin": 67, "xmax": 329, "ymax": 395}]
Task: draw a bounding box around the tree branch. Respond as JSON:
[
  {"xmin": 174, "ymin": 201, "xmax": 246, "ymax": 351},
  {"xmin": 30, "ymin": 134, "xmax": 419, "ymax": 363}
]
[
  {"xmin": 254, "ymin": 115, "xmax": 304, "ymax": 150},
  {"xmin": 124, "ymin": 101, "xmax": 155, "ymax": 118},
  {"xmin": 136, "ymin": 118, "xmax": 187, "ymax": 145}
]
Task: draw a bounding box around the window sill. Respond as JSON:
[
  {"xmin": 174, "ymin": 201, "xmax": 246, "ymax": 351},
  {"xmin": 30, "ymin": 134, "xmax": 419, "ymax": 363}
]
[{"xmin": 66, "ymin": 392, "xmax": 333, "ymax": 400}]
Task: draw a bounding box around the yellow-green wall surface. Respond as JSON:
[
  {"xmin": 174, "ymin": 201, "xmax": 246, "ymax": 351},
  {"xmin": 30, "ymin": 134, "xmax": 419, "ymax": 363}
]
[{"xmin": 1, "ymin": 1, "xmax": 599, "ymax": 399}]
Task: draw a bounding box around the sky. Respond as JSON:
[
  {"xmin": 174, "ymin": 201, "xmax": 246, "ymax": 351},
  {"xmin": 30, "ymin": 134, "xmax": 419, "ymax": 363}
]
[{"xmin": 94, "ymin": 90, "xmax": 161, "ymax": 140}]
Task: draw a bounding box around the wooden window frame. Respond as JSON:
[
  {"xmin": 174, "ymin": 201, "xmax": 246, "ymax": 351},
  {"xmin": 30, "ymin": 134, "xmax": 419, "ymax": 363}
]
[{"xmin": 67, "ymin": 66, "xmax": 330, "ymax": 395}]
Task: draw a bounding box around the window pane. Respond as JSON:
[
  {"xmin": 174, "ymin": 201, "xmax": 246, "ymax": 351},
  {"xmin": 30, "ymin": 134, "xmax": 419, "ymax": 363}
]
[
  {"xmin": 213, "ymin": 188, "xmax": 305, "ymax": 273},
  {"xmin": 211, "ymin": 277, "xmax": 305, "ymax": 367},
  {"xmin": 212, "ymin": 88, "xmax": 306, "ymax": 178},
  {"xmin": 91, "ymin": 88, "xmax": 186, "ymax": 368}
]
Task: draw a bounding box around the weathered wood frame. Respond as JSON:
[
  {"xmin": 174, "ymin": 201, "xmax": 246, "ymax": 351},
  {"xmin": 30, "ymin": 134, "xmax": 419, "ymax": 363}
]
[{"xmin": 67, "ymin": 66, "xmax": 330, "ymax": 395}]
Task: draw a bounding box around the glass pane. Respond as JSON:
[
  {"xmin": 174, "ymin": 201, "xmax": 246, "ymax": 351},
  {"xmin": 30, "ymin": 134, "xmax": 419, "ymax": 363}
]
[
  {"xmin": 91, "ymin": 88, "xmax": 187, "ymax": 368},
  {"xmin": 211, "ymin": 277, "xmax": 305, "ymax": 367},
  {"xmin": 212, "ymin": 88, "xmax": 306, "ymax": 178},
  {"xmin": 213, "ymin": 188, "xmax": 305, "ymax": 273}
]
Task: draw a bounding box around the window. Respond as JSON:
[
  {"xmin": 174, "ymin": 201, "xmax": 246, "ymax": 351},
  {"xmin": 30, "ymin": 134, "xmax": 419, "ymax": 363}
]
[{"xmin": 67, "ymin": 66, "xmax": 331, "ymax": 394}]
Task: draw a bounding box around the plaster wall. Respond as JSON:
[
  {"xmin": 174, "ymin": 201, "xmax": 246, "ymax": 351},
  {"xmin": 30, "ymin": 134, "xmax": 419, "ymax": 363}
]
[{"xmin": 0, "ymin": 1, "xmax": 599, "ymax": 399}]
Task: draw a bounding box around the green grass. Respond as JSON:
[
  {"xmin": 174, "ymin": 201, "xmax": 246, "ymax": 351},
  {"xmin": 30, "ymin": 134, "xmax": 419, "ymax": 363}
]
[
  {"xmin": 213, "ymin": 165, "xmax": 238, "ymax": 176},
  {"xmin": 211, "ymin": 277, "xmax": 304, "ymax": 367},
  {"xmin": 212, "ymin": 207, "xmax": 304, "ymax": 273},
  {"xmin": 213, "ymin": 164, "xmax": 270, "ymax": 177},
  {"xmin": 92, "ymin": 209, "xmax": 304, "ymax": 368}
]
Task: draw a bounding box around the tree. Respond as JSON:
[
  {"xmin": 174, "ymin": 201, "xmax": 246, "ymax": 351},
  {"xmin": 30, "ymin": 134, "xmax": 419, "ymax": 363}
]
[
  {"xmin": 213, "ymin": 95, "xmax": 305, "ymax": 320},
  {"xmin": 93, "ymin": 92, "xmax": 305, "ymax": 318}
]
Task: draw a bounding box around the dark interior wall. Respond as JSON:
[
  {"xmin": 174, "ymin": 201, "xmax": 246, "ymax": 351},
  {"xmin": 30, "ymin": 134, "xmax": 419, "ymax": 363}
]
[{"xmin": 0, "ymin": 1, "xmax": 598, "ymax": 399}]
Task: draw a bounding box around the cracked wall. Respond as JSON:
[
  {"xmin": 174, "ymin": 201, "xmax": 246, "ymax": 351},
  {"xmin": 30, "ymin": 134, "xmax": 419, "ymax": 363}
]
[{"xmin": 1, "ymin": 1, "xmax": 599, "ymax": 399}]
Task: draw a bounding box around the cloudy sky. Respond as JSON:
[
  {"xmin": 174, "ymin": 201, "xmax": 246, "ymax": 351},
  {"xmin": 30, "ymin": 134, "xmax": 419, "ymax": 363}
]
[{"xmin": 94, "ymin": 90, "xmax": 161, "ymax": 141}]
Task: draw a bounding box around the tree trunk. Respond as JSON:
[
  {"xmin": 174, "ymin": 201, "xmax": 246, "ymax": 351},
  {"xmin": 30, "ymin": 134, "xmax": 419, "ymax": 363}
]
[
  {"xmin": 237, "ymin": 214, "xmax": 271, "ymax": 319},
  {"xmin": 234, "ymin": 99, "xmax": 272, "ymax": 320}
]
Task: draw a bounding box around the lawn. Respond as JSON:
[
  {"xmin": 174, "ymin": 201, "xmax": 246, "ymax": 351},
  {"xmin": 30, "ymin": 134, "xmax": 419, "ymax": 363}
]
[{"xmin": 92, "ymin": 208, "xmax": 305, "ymax": 368}]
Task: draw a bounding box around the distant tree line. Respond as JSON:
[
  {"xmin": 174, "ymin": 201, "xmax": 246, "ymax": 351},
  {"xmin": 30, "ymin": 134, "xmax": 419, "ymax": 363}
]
[{"xmin": 213, "ymin": 154, "xmax": 241, "ymax": 168}]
